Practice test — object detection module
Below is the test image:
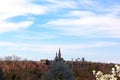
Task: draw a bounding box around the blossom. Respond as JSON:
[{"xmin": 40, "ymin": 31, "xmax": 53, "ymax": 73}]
[
  {"xmin": 93, "ymin": 64, "xmax": 120, "ymax": 80},
  {"xmin": 93, "ymin": 70, "xmax": 96, "ymax": 75}
]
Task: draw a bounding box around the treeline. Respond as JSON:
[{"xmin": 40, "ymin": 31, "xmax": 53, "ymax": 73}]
[
  {"xmin": 68, "ymin": 61, "xmax": 116, "ymax": 80},
  {"xmin": 0, "ymin": 61, "xmax": 42, "ymax": 80},
  {"xmin": 0, "ymin": 55, "xmax": 118, "ymax": 80},
  {"xmin": 0, "ymin": 55, "xmax": 43, "ymax": 80}
]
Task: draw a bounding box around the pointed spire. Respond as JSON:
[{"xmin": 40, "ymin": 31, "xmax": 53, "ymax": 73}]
[
  {"xmin": 54, "ymin": 51, "xmax": 58, "ymax": 61},
  {"xmin": 56, "ymin": 51, "xmax": 58, "ymax": 58},
  {"xmin": 58, "ymin": 48, "xmax": 61, "ymax": 58}
]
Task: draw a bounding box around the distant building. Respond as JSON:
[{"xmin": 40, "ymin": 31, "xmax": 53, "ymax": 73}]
[
  {"xmin": 40, "ymin": 59, "xmax": 50, "ymax": 65},
  {"xmin": 82, "ymin": 57, "xmax": 85, "ymax": 62},
  {"xmin": 54, "ymin": 48, "xmax": 64, "ymax": 62}
]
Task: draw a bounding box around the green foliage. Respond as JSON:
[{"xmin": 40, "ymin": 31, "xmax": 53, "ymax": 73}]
[{"xmin": 44, "ymin": 61, "xmax": 75, "ymax": 80}]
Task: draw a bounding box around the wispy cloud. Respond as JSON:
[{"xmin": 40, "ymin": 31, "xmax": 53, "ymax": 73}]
[
  {"xmin": 0, "ymin": 42, "xmax": 15, "ymax": 47},
  {"xmin": 16, "ymin": 32, "xmax": 55, "ymax": 40},
  {"xmin": 0, "ymin": 0, "xmax": 47, "ymax": 19},
  {"xmin": 43, "ymin": 10, "xmax": 120, "ymax": 38},
  {"xmin": 78, "ymin": 0, "xmax": 99, "ymax": 9},
  {"xmin": 0, "ymin": 0, "xmax": 47, "ymax": 33},
  {"xmin": 0, "ymin": 21, "xmax": 33, "ymax": 33},
  {"xmin": 0, "ymin": 41, "xmax": 118, "ymax": 52},
  {"xmin": 65, "ymin": 10, "xmax": 94, "ymax": 18},
  {"xmin": 46, "ymin": 0, "xmax": 78, "ymax": 9}
]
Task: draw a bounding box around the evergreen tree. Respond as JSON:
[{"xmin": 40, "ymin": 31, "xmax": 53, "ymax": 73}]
[{"xmin": 44, "ymin": 49, "xmax": 75, "ymax": 80}]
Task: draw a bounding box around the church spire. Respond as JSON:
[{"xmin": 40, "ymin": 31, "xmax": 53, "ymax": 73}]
[
  {"xmin": 54, "ymin": 48, "xmax": 64, "ymax": 62},
  {"xmin": 56, "ymin": 51, "xmax": 57, "ymax": 57},
  {"xmin": 55, "ymin": 51, "xmax": 58, "ymax": 61},
  {"xmin": 58, "ymin": 48, "xmax": 61, "ymax": 59}
]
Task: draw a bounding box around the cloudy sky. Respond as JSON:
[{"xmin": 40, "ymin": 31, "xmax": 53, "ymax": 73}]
[{"xmin": 0, "ymin": 0, "xmax": 120, "ymax": 63}]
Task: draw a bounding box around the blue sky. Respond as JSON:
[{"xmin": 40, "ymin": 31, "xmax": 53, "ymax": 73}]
[{"xmin": 0, "ymin": 0, "xmax": 120, "ymax": 63}]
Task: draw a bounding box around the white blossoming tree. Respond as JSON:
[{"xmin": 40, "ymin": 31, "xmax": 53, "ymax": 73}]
[{"xmin": 93, "ymin": 65, "xmax": 120, "ymax": 80}]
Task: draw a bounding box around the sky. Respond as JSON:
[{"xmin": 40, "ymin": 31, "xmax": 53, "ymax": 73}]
[{"xmin": 0, "ymin": 0, "xmax": 120, "ymax": 63}]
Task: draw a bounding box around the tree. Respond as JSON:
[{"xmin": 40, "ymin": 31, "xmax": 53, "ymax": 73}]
[
  {"xmin": 4, "ymin": 56, "xmax": 12, "ymax": 61},
  {"xmin": 44, "ymin": 60, "xmax": 75, "ymax": 80},
  {"xmin": 0, "ymin": 67, "xmax": 3, "ymax": 80}
]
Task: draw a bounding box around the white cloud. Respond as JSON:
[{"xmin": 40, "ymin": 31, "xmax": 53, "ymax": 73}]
[
  {"xmin": 78, "ymin": 0, "xmax": 99, "ymax": 9},
  {"xmin": 0, "ymin": 0, "xmax": 47, "ymax": 33},
  {"xmin": 45, "ymin": 0, "xmax": 78, "ymax": 11},
  {"xmin": 0, "ymin": 41, "xmax": 117, "ymax": 52},
  {"xmin": 66, "ymin": 10, "xmax": 94, "ymax": 18},
  {"xmin": 44, "ymin": 11, "xmax": 120, "ymax": 38},
  {"xmin": 0, "ymin": 21, "xmax": 33, "ymax": 33},
  {"xmin": 0, "ymin": 0, "xmax": 47, "ymax": 20},
  {"xmin": 0, "ymin": 42, "xmax": 15, "ymax": 47},
  {"xmin": 16, "ymin": 33, "xmax": 55, "ymax": 40}
]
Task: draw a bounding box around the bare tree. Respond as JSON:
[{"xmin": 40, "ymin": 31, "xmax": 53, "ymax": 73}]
[{"xmin": 4, "ymin": 56, "xmax": 12, "ymax": 61}]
